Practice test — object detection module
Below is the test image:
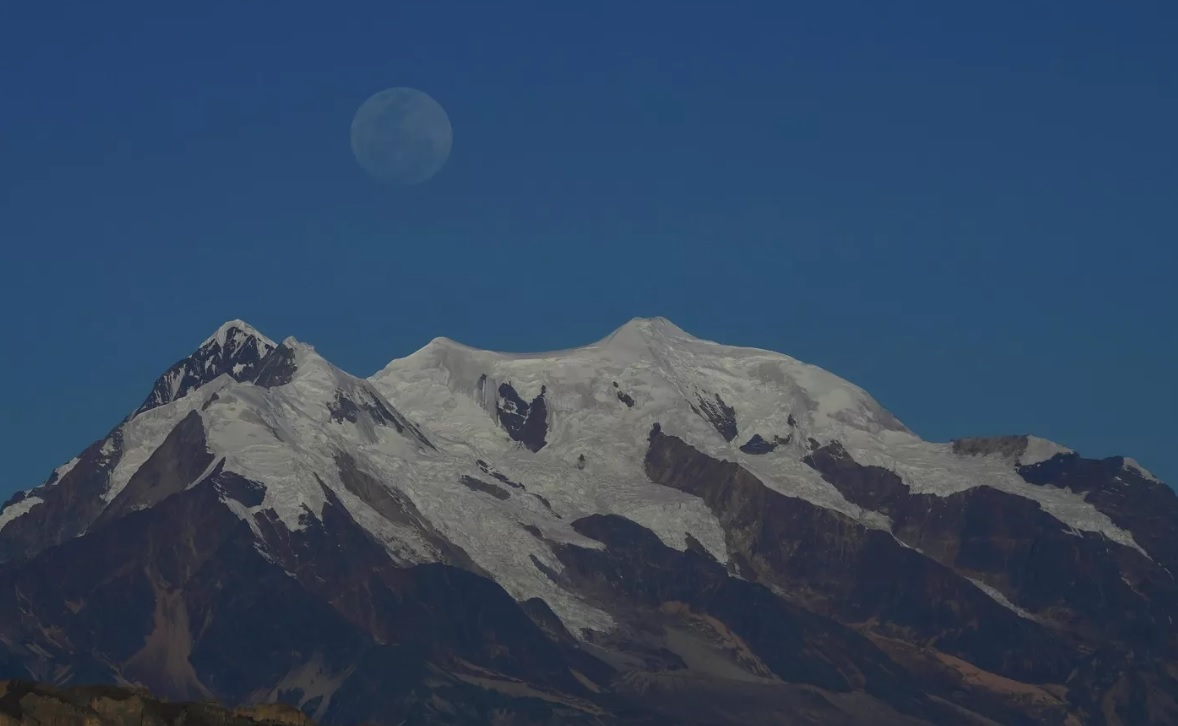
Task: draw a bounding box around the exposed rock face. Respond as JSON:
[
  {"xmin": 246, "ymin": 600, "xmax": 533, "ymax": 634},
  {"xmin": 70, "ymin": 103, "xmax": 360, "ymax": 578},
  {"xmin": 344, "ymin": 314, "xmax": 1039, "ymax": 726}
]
[
  {"xmin": 0, "ymin": 480, "xmax": 612, "ymax": 725},
  {"xmin": 1018, "ymin": 452, "xmax": 1178, "ymax": 576},
  {"xmin": 737, "ymin": 433, "xmax": 789, "ymax": 455},
  {"xmin": 613, "ymin": 382, "xmax": 636, "ymax": 408},
  {"xmin": 951, "ymin": 435, "xmax": 1030, "ymax": 459},
  {"xmin": 96, "ymin": 411, "xmax": 214, "ymax": 526},
  {"xmin": 800, "ymin": 440, "xmax": 1178, "ymax": 723},
  {"xmin": 551, "ymin": 514, "xmax": 966, "ymax": 724},
  {"xmin": 459, "ymin": 475, "xmax": 511, "ymax": 500},
  {"xmin": 692, "ymin": 393, "xmax": 737, "ymax": 442},
  {"xmin": 252, "ymin": 344, "xmax": 298, "ymax": 389},
  {"xmin": 0, "ymin": 429, "xmax": 124, "ymax": 563},
  {"xmin": 495, "ymin": 383, "xmax": 549, "ymax": 452},
  {"xmin": 328, "ymin": 391, "xmax": 396, "ymax": 428},
  {"xmin": 135, "ymin": 321, "xmax": 275, "ymax": 416},
  {"xmin": 806, "ymin": 443, "xmax": 1178, "ymax": 646},
  {"xmin": 645, "ymin": 427, "xmax": 1075, "ymax": 686},
  {"xmin": 210, "ymin": 467, "xmax": 266, "ymax": 508},
  {"xmin": 1, "ymin": 317, "xmax": 1175, "ymax": 725}
]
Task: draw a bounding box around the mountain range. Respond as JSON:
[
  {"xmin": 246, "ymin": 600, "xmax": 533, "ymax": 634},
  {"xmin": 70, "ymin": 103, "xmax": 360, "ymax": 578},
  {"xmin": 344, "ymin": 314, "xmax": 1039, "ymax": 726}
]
[{"xmin": 0, "ymin": 317, "xmax": 1174, "ymax": 725}]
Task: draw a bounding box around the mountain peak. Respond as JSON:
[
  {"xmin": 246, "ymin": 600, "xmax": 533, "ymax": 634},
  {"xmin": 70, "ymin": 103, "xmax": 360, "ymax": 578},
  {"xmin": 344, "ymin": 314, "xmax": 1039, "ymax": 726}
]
[
  {"xmin": 609, "ymin": 315, "xmax": 694, "ymax": 341},
  {"xmin": 257, "ymin": 336, "xmax": 370, "ymax": 396},
  {"xmin": 135, "ymin": 320, "xmax": 277, "ymax": 416},
  {"xmin": 1123, "ymin": 457, "xmax": 1160, "ymax": 483},
  {"xmin": 425, "ymin": 335, "xmax": 475, "ymax": 351},
  {"xmin": 202, "ymin": 319, "xmax": 275, "ymax": 350},
  {"xmin": 585, "ymin": 316, "xmax": 703, "ymax": 360}
]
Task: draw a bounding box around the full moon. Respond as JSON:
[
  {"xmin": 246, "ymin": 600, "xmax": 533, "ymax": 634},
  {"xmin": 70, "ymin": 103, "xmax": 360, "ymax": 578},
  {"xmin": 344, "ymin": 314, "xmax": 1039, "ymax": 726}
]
[{"xmin": 350, "ymin": 87, "xmax": 452, "ymax": 186}]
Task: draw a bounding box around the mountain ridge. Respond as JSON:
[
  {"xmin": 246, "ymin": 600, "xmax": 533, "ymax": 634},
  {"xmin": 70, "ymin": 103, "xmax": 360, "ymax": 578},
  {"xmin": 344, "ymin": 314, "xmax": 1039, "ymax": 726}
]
[{"xmin": 0, "ymin": 316, "xmax": 1174, "ymax": 725}]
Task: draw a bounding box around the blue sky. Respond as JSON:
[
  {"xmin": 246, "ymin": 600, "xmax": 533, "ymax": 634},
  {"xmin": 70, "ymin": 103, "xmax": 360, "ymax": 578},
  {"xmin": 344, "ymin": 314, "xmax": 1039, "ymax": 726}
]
[{"xmin": 1, "ymin": 1, "xmax": 1175, "ymax": 492}]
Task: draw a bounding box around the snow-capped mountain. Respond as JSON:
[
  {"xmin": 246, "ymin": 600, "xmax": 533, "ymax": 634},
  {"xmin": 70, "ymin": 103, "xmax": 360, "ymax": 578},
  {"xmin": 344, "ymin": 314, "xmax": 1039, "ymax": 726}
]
[
  {"xmin": 0, "ymin": 318, "xmax": 1174, "ymax": 726},
  {"xmin": 135, "ymin": 320, "xmax": 278, "ymax": 416}
]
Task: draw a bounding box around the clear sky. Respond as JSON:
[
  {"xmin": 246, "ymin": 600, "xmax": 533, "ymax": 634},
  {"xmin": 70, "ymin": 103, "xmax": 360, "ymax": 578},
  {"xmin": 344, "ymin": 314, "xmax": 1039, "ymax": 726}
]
[{"xmin": 1, "ymin": 1, "xmax": 1175, "ymax": 493}]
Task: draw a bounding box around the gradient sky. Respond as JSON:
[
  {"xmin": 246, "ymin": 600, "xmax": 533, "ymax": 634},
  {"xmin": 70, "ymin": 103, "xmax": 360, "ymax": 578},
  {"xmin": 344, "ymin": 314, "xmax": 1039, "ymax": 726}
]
[{"xmin": 1, "ymin": 1, "xmax": 1175, "ymax": 494}]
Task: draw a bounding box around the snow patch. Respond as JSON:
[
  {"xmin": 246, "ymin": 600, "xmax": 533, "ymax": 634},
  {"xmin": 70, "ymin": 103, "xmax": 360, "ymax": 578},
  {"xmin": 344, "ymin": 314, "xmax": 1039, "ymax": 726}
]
[
  {"xmin": 966, "ymin": 577, "xmax": 1036, "ymax": 620},
  {"xmin": 839, "ymin": 432, "xmax": 1147, "ymax": 556},
  {"xmin": 49, "ymin": 456, "xmax": 81, "ymax": 485},
  {"xmin": 103, "ymin": 376, "xmax": 234, "ymax": 503},
  {"xmin": 1019, "ymin": 436, "xmax": 1073, "ymax": 466},
  {"xmin": 1123, "ymin": 458, "xmax": 1161, "ymax": 484},
  {"xmin": 0, "ymin": 496, "xmax": 44, "ymax": 532},
  {"xmin": 202, "ymin": 384, "xmax": 332, "ymax": 532}
]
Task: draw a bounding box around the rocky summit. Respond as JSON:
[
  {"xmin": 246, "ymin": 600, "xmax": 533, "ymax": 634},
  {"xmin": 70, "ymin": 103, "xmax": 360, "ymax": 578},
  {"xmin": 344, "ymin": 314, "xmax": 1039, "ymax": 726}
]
[{"xmin": 0, "ymin": 317, "xmax": 1174, "ymax": 725}]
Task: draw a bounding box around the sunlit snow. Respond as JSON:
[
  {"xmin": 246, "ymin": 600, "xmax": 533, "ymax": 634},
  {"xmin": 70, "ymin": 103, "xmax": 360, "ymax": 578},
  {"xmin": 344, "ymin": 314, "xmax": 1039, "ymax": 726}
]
[
  {"xmin": 1, "ymin": 316, "xmax": 1160, "ymax": 633},
  {"xmin": 0, "ymin": 495, "xmax": 44, "ymax": 532}
]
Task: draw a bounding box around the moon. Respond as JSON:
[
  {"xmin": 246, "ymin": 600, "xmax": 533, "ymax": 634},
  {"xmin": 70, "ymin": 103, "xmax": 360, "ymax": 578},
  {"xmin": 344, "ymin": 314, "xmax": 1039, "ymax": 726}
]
[{"xmin": 350, "ymin": 87, "xmax": 452, "ymax": 186}]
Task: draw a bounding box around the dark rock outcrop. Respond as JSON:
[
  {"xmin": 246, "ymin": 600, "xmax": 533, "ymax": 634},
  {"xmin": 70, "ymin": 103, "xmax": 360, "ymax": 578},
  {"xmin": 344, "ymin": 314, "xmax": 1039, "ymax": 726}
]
[
  {"xmin": 333, "ymin": 453, "xmax": 478, "ymax": 570},
  {"xmin": 644, "ymin": 427, "xmax": 1074, "ymax": 686},
  {"xmin": 252, "ymin": 345, "xmax": 298, "ymax": 389},
  {"xmin": 210, "ymin": 467, "xmax": 266, "ymax": 508},
  {"xmin": 496, "ymin": 383, "xmax": 549, "ymax": 452},
  {"xmin": 135, "ymin": 323, "xmax": 274, "ymax": 416},
  {"xmin": 612, "ymin": 382, "xmax": 636, "ymax": 408},
  {"xmin": 96, "ymin": 410, "xmax": 214, "ymax": 526},
  {"xmin": 474, "ymin": 460, "xmax": 517, "ymax": 485},
  {"xmin": 0, "ymin": 478, "xmax": 616, "ymax": 725},
  {"xmin": 552, "ymin": 514, "xmax": 1001, "ymax": 725},
  {"xmin": 691, "ymin": 394, "xmax": 737, "ymax": 442},
  {"xmin": 459, "ymin": 475, "xmax": 511, "ymax": 500},
  {"xmin": 950, "ymin": 435, "xmax": 1029, "ymax": 459},
  {"xmin": 325, "ymin": 389, "xmax": 435, "ymax": 450},
  {"xmin": 738, "ymin": 434, "xmax": 790, "ymax": 455},
  {"xmin": 1019, "ymin": 452, "xmax": 1178, "ymax": 576},
  {"xmin": 327, "ymin": 390, "xmax": 403, "ymax": 430},
  {"xmin": 804, "ymin": 442, "xmax": 1178, "ymax": 660},
  {"xmin": 0, "ymin": 429, "xmax": 124, "ymax": 563}
]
